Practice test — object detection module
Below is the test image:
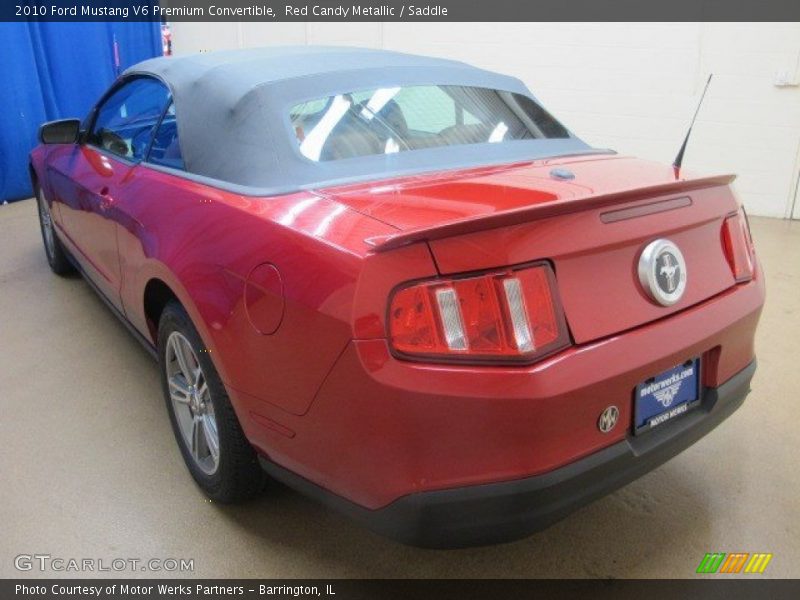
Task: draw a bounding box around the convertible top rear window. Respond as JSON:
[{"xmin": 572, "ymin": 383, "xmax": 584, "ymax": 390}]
[
  {"xmin": 126, "ymin": 47, "xmax": 600, "ymax": 192},
  {"xmin": 290, "ymin": 85, "xmax": 570, "ymax": 162}
]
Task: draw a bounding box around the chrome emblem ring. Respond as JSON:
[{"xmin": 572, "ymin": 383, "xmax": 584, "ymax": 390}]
[
  {"xmin": 638, "ymin": 239, "xmax": 687, "ymax": 306},
  {"xmin": 598, "ymin": 405, "xmax": 620, "ymax": 433}
]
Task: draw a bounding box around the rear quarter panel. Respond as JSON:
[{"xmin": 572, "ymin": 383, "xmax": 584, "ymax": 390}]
[{"xmin": 115, "ymin": 166, "xmax": 397, "ymax": 417}]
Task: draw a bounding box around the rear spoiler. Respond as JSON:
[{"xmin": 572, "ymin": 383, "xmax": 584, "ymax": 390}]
[{"xmin": 365, "ymin": 174, "xmax": 736, "ymax": 252}]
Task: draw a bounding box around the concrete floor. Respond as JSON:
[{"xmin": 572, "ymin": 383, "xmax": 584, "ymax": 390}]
[{"xmin": 1, "ymin": 197, "xmax": 798, "ymax": 579}]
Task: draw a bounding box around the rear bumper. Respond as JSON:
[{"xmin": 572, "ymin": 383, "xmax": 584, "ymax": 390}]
[{"xmin": 260, "ymin": 358, "xmax": 755, "ymax": 548}]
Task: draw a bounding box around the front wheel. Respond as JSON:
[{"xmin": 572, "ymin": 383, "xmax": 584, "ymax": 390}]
[
  {"xmin": 35, "ymin": 184, "xmax": 74, "ymax": 275},
  {"xmin": 158, "ymin": 302, "xmax": 265, "ymax": 502}
]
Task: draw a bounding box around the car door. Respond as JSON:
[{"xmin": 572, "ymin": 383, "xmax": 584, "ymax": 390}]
[{"xmin": 47, "ymin": 77, "xmax": 171, "ymax": 310}]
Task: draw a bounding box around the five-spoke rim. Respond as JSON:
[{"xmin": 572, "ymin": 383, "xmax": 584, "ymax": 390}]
[
  {"xmin": 37, "ymin": 189, "xmax": 55, "ymax": 260},
  {"xmin": 165, "ymin": 332, "xmax": 220, "ymax": 475}
]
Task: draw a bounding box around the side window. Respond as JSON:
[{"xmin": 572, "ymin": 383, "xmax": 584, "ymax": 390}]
[
  {"xmin": 147, "ymin": 102, "xmax": 184, "ymax": 170},
  {"xmin": 88, "ymin": 78, "xmax": 170, "ymax": 160}
]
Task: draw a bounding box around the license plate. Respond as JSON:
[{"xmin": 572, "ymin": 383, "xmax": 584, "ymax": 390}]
[{"xmin": 635, "ymin": 359, "xmax": 700, "ymax": 433}]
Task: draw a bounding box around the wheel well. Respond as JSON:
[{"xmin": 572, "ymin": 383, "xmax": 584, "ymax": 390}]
[{"xmin": 143, "ymin": 279, "xmax": 179, "ymax": 342}]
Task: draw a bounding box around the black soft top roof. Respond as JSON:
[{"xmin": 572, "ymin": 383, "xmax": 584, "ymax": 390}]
[{"xmin": 125, "ymin": 46, "xmax": 597, "ymax": 195}]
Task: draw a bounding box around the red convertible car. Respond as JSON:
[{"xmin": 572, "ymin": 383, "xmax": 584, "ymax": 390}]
[{"xmin": 30, "ymin": 47, "xmax": 764, "ymax": 547}]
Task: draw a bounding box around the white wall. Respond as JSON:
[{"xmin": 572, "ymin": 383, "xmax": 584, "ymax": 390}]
[{"xmin": 170, "ymin": 22, "xmax": 800, "ymax": 218}]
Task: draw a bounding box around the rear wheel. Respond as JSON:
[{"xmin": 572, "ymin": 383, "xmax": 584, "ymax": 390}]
[
  {"xmin": 158, "ymin": 302, "xmax": 265, "ymax": 502},
  {"xmin": 35, "ymin": 184, "xmax": 74, "ymax": 275}
]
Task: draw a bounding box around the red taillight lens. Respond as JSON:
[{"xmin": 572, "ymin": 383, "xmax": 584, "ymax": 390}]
[
  {"xmin": 389, "ymin": 263, "xmax": 570, "ymax": 363},
  {"xmin": 722, "ymin": 208, "xmax": 755, "ymax": 282}
]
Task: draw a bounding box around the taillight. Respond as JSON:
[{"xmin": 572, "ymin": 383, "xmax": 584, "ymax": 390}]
[
  {"xmin": 721, "ymin": 207, "xmax": 755, "ymax": 282},
  {"xmin": 388, "ymin": 263, "xmax": 570, "ymax": 363}
]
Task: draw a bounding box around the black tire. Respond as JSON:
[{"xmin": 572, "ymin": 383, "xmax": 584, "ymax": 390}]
[
  {"xmin": 34, "ymin": 182, "xmax": 74, "ymax": 275},
  {"xmin": 158, "ymin": 301, "xmax": 265, "ymax": 502}
]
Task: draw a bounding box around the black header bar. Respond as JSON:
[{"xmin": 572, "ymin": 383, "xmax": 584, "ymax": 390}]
[{"xmin": 4, "ymin": 0, "xmax": 800, "ymax": 22}]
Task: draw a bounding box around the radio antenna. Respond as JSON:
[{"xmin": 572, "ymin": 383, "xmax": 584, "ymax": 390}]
[{"xmin": 673, "ymin": 74, "xmax": 713, "ymax": 173}]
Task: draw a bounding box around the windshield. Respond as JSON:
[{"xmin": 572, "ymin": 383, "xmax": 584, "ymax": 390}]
[{"xmin": 289, "ymin": 85, "xmax": 570, "ymax": 162}]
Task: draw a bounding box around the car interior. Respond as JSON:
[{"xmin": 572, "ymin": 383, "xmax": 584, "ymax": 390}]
[{"xmin": 290, "ymin": 85, "xmax": 569, "ymax": 162}]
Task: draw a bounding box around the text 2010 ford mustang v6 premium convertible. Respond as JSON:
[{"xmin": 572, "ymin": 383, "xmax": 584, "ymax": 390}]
[{"xmin": 30, "ymin": 47, "xmax": 764, "ymax": 547}]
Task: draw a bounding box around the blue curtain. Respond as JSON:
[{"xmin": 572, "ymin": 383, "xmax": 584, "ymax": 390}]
[{"xmin": 0, "ymin": 22, "xmax": 162, "ymax": 202}]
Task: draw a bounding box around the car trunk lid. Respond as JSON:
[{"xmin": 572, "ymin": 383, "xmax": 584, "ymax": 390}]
[{"xmin": 326, "ymin": 155, "xmax": 741, "ymax": 344}]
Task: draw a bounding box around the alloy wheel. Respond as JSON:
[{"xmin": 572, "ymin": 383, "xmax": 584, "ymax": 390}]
[
  {"xmin": 37, "ymin": 189, "xmax": 55, "ymax": 261},
  {"xmin": 165, "ymin": 331, "xmax": 220, "ymax": 475}
]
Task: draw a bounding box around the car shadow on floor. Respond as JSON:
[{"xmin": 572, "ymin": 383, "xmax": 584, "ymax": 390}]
[
  {"xmin": 31, "ymin": 239, "xmax": 711, "ymax": 579},
  {"xmin": 212, "ymin": 464, "xmax": 711, "ymax": 578},
  {"xmin": 52, "ymin": 252, "xmax": 712, "ymax": 579}
]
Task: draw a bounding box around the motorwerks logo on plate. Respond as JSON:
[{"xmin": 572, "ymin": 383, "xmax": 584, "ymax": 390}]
[{"xmin": 639, "ymin": 365, "xmax": 695, "ymax": 408}]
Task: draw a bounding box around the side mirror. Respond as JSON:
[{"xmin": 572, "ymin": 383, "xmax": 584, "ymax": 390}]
[{"xmin": 39, "ymin": 119, "xmax": 81, "ymax": 145}]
